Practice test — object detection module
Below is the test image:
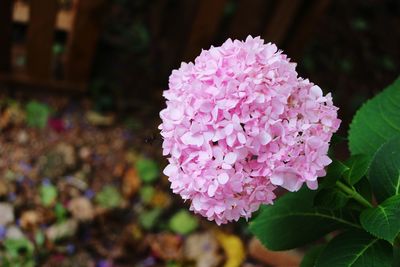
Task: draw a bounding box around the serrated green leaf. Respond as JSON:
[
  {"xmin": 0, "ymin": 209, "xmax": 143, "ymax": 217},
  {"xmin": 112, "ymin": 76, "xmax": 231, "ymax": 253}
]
[
  {"xmin": 315, "ymin": 231, "xmax": 392, "ymax": 267},
  {"xmin": 300, "ymin": 245, "xmax": 325, "ymax": 267},
  {"xmin": 249, "ymin": 187, "xmax": 360, "ymax": 250},
  {"xmin": 135, "ymin": 158, "xmax": 159, "ymax": 183},
  {"xmin": 169, "ymin": 209, "xmax": 198, "ymax": 235},
  {"xmin": 314, "ymin": 188, "xmax": 349, "ymax": 210},
  {"xmin": 354, "ymin": 178, "xmax": 373, "ymax": 203},
  {"xmin": 25, "ymin": 101, "xmax": 50, "ymax": 128},
  {"xmin": 368, "ymin": 137, "xmax": 400, "ymax": 202},
  {"xmin": 343, "ymin": 155, "xmax": 371, "ymax": 185},
  {"xmin": 360, "ymin": 194, "xmax": 400, "ymax": 244},
  {"xmin": 320, "ymin": 159, "xmax": 349, "ymax": 189},
  {"xmin": 349, "ymin": 77, "xmax": 400, "ymax": 158}
]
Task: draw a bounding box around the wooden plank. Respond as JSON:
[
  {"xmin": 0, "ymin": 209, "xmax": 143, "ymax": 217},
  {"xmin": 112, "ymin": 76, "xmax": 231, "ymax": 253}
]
[
  {"xmin": 13, "ymin": 1, "xmax": 74, "ymax": 32},
  {"xmin": 0, "ymin": 0, "xmax": 13, "ymax": 73},
  {"xmin": 183, "ymin": 0, "xmax": 227, "ymax": 62},
  {"xmin": 286, "ymin": 0, "xmax": 332, "ymax": 60},
  {"xmin": 228, "ymin": 0, "xmax": 271, "ymax": 40},
  {"xmin": 26, "ymin": 0, "xmax": 58, "ymax": 79},
  {"xmin": 65, "ymin": 0, "xmax": 107, "ymax": 85},
  {"xmin": 0, "ymin": 72, "xmax": 86, "ymax": 93},
  {"xmin": 262, "ymin": 0, "xmax": 303, "ymax": 45}
]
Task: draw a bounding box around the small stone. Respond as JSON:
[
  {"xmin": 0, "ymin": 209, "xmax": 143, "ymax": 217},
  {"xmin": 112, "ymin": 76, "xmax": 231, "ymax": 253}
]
[
  {"xmin": 17, "ymin": 130, "xmax": 29, "ymax": 144},
  {"xmin": 68, "ymin": 197, "xmax": 94, "ymax": 221},
  {"xmin": 79, "ymin": 146, "xmax": 91, "ymax": 160},
  {"xmin": 20, "ymin": 210, "xmax": 41, "ymax": 230},
  {"xmin": 6, "ymin": 226, "xmax": 24, "ymax": 239},
  {"xmin": 122, "ymin": 167, "xmax": 141, "ymax": 198},
  {"xmin": 46, "ymin": 219, "xmax": 78, "ymax": 241},
  {"xmin": 56, "ymin": 143, "xmax": 76, "ymax": 167},
  {"xmin": 0, "ymin": 203, "xmax": 14, "ymax": 225},
  {"xmin": 185, "ymin": 232, "xmax": 221, "ymax": 267}
]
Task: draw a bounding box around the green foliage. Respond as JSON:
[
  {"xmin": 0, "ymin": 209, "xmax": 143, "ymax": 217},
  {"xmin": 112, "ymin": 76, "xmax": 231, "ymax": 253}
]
[
  {"xmin": 349, "ymin": 77, "xmax": 400, "ymax": 158},
  {"xmin": 343, "ymin": 154, "xmax": 371, "ymax": 185},
  {"xmin": 139, "ymin": 208, "xmax": 162, "ymax": 230},
  {"xmin": 250, "ymin": 77, "xmax": 400, "ymax": 266},
  {"xmin": 95, "ymin": 185, "xmax": 123, "ymax": 209},
  {"xmin": 249, "ymin": 187, "xmax": 359, "ymax": 250},
  {"xmin": 247, "ymin": 78, "xmax": 400, "ymax": 264},
  {"xmin": 315, "ymin": 231, "xmax": 392, "ymax": 267},
  {"xmin": 39, "ymin": 183, "xmax": 58, "ymax": 207},
  {"xmin": 25, "ymin": 101, "xmax": 50, "ymax": 128},
  {"xmin": 136, "ymin": 158, "xmax": 159, "ymax": 183},
  {"xmin": 54, "ymin": 202, "xmax": 67, "ymax": 222},
  {"xmin": 368, "ymin": 137, "xmax": 400, "ymax": 203},
  {"xmin": 3, "ymin": 238, "xmax": 35, "ymax": 267},
  {"xmin": 169, "ymin": 209, "xmax": 199, "ymax": 235},
  {"xmin": 34, "ymin": 231, "xmax": 45, "ymax": 247},
  {"xmin": 300, "ymin": 245, "xmax": 325, "ymax": 267},
  {"xmin": 314, "ymin": 187, "xmax": 349, "ymax": 210},
  {"xmin": 360, "ymin": 195, "xmax": 400, "ymax": 244},
  {"xmin": 319, "ymin": 159, "xmax": 348, "ymax": 188},
  {"xmin": 139, "ymin": 185, "xmax": 155, "ymax": 204}
]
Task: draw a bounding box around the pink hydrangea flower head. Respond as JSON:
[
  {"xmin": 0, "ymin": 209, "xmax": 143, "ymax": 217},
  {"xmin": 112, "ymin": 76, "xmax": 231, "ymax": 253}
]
[{"xmin": 159, "ymin": 36, "xmax": 340, "ymax": 224}]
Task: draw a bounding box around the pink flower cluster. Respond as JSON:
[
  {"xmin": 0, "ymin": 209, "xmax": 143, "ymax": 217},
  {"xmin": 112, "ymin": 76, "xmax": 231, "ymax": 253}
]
[{"xmin": 159, "ymin": 36, "xmax": 340, "ymax": 224}]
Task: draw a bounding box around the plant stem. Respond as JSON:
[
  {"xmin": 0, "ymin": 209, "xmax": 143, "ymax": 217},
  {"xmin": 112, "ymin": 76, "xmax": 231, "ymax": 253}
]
[{"xmin": 336, "ymin": 181, "xmax": 373, "ymax": 208}]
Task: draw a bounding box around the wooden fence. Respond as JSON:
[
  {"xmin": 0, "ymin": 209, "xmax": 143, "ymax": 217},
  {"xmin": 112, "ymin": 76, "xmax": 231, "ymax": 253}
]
[
  {"xmin": 0, "ymin": 0, "xmax": 106, "ymax": 92},
  {"xmin": 0, "ymin": 0, "xmax": 331, "ymax": 92},
  {"xmin": 159, "ymin": 0, "xmax": 331, "ymax": 79}
]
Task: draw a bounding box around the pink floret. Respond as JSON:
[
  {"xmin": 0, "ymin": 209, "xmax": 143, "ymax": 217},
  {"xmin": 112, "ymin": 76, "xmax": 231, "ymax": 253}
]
[{"xmin": 159, "ymin": 36, "xmax": 340, "ymax": 224}]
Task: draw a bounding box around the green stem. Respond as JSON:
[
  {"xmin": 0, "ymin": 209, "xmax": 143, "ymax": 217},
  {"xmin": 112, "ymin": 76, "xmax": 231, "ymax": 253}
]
[{"xmin": 336, "ymin": 181, "xmax": 373, "ymax": 208}]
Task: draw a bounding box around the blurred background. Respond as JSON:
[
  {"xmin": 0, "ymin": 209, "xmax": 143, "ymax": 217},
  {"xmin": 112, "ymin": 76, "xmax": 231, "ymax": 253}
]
[{"xmin": 0, "ymin": 0, "xmax": 399, "ymax": 266}]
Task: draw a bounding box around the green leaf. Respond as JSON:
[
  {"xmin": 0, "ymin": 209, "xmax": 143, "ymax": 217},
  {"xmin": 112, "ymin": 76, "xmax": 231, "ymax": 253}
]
[
  {"xmin": 135, "ymin": 158, "xmax": 159, "ymax": 183},
  {"xmin": 349, "ymin": 77, "xmax": 400, "ymax": 158},
  {"xmin": 320, "ymin": 160, "xmax": 349, "ymax": 189},
  {"xmin": 40, "ymin": 184, "xmax": 58, "ymax": 207},
  {"xmin": 139, "ymin": 208, "xmax": 162, "ymax": 230},
  {"xmin": 249, "ymin": 187, "xmax": 360, "ymax": 250},
  {"xmin": 393, "ymin": 246, "xmax": 400, "ymax": 267},
  {"xmin": 25, "ymin": 101, "xmax": 50, "ymax": 128},
  {"xmin": 95, "ymin": 185, "xmax": 123, "ymax": 209},
  {"xmin": 368, "ymin": 137, "xmax": 400, "ymax": 202},
  {"xmin": 354, "ymin": 178, "xmax": 373, "ymax": 203},
  {"xmin": 139, "ymin": 185, "xmax": 155, "ymax": 204},
  {"xmin": 54, "ymin": 202, "xmax": 67, "ymax": 222},
  {"xmin": 315, "ymin": 231, "xmax": 392, "ymax": 267},
  {"xmin": 169, "ymin": 209, "xmax": 199, "ymax": 235},
  {"xmin": 360, "ymin": 194, "xmax": 400, "ymax": 244},
  {"xmin": 34, "ymin": 231, "xmax": 45, "ymax": 247},
  {"xmin": 343, "ymin": 155, "xmax": 371, "ymax": 185},
  {"xmin": 4, "ymin": 238, "xmax": 34, "ymax": 258},
  {"xmin": 300, "ymin": 245, "xmax": 325, "ymax": 267},
  {"xmin": 314, "ymin": 188, "xmax": 349, "ymax": 210}
]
